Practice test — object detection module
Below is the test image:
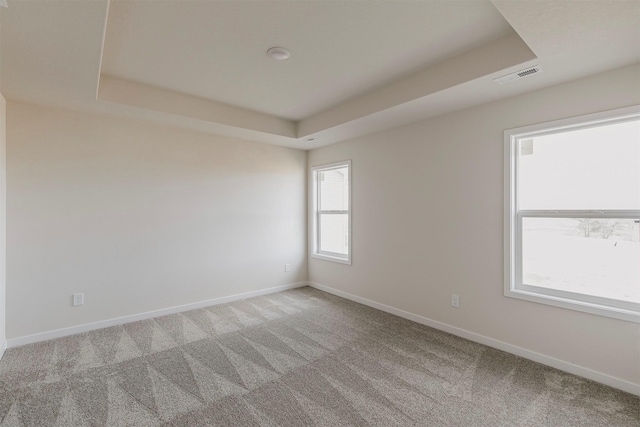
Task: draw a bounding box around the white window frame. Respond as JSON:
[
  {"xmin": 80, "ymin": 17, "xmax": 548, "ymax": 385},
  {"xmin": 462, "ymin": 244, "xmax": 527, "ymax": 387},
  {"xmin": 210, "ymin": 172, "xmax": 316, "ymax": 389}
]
[
  {"xmin": 311, "ymin": 160, "xmax": 352, "ymax": 265},
  {"xmin": 504, "ymin": 105, "xmax": 640, "ymax": 323}
]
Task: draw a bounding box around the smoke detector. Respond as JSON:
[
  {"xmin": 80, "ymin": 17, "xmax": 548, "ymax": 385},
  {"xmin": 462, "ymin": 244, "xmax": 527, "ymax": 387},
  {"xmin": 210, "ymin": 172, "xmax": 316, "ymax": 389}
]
[
  {"xmin": 267, "ymin": 47, "xmax": 291, "ymax": 61},
  {"xmin": 494, "ymin": 66, "xmax": 542, "ymax": 85}
]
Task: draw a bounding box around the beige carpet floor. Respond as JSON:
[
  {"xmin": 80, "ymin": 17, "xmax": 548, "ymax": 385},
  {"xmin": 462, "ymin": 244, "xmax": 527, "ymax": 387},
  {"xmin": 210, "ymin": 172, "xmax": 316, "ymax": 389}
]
[{"xmin": 0, "ymin": 286, "xmax": 637, "ymax": 426}]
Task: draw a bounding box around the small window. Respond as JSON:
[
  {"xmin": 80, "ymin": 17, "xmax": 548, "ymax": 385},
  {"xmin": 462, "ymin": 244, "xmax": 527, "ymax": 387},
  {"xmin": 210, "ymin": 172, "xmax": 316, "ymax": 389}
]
[
  {"xmin": 505, "ymin": 106, "xmax": 640, "ymax": 322},
  {"xmin": 311, "ymin": 161, "xmax": 351, "ymax": 264}
]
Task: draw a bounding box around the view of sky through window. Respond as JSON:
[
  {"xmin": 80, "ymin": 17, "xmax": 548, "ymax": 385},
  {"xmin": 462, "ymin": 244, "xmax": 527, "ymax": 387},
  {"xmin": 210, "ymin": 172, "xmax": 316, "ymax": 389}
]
[{"xmin": 518, "ymin": 120, "xmax": 640, "ymax": 210}]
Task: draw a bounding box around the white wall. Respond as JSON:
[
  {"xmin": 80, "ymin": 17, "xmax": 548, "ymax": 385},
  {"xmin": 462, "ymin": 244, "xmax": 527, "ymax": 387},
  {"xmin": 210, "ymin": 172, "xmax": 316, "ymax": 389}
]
[
  {"xmin": 7, "ymin": 102, "xmax": 306, "ymax": 339},
  {"xmin": 0, "ymin": 13, "xmax": 5, "ymax": 355},
  {"xmin": 308, "ymin": 63, "xmax": 640, "ymax": 387},
  {"xmin": 0, "ymin": 94, "xmax": 6, "ymax": 354}
]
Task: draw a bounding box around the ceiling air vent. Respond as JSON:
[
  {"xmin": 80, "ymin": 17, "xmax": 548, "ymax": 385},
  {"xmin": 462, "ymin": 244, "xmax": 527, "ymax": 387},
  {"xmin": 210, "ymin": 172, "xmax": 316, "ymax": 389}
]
[{"xmin": 493, "ymin": 66, "xmax": 542, "ymax": 85}]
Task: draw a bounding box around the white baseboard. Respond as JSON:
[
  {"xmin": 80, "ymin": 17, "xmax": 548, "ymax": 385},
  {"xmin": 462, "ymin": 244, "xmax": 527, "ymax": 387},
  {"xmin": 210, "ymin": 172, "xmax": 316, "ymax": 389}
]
[
  {"xmin": 7, "ymin": 282, "xmax": 308, "ymax": 349},
  {"xmin": 0, "ymin": 341, "xmax": 6, "ymax": 360},
  {"xmin": 308, "ymin": 281, "xmax": 640, "ymax": 396}
]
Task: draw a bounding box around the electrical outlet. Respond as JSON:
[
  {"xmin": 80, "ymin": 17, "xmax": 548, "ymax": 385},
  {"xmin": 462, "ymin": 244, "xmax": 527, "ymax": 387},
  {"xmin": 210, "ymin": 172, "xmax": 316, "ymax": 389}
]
[
  {"xmin": 73, "ymin": 293, "xmax": 84, "ymax": 306},
  {"xmin": 451, "ymin": 294, "xmax": 460, "ymax": 308},
  {"xmin": 284, "ymin": 264, "xmax": 290, "ymax": 272}
]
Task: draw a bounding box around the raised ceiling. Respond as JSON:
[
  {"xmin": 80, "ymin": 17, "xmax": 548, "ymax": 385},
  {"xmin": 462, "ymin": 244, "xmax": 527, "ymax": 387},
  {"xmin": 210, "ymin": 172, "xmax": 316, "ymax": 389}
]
[
  {"xmin": 1, "ymin": 1, "xmax": 639, "ymax": 149},
  {"xmin": 101, "ymin": 1, "xmax": 513, "ymax": 121}
]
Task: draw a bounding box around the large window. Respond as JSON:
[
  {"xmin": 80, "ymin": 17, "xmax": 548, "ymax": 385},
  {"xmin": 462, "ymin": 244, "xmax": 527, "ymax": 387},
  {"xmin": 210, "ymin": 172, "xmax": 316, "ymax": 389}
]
[
  {"xmin": 311, "ymin": 161, "xmax": 351, "ymax": 264},
  {"xmin": 505, "ymin": 106, "xmax": 640, "ymax": 322}
]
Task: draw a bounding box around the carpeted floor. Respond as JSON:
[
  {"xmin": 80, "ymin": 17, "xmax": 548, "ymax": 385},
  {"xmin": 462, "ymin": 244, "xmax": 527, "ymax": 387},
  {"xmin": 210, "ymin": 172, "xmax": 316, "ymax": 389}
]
[{"xmin": 0, "ymin": 287, "xmax": 637, "ymax": 426}]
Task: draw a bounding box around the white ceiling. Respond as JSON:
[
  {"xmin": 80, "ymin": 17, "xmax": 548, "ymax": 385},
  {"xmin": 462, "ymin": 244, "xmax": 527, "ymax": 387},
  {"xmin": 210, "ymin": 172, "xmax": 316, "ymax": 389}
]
[
  {"xmin": 1, "ymin": 1, "xmax": 639, "ymax": 149},
  {"xmin": 101, "ymin": 1, "xmax": 513, "ymax": 121}
]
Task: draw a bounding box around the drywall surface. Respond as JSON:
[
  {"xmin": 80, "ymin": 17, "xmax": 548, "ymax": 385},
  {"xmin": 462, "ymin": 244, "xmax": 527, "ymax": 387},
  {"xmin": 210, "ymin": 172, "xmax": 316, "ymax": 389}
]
[
  {"xmin": 308, "ymin": 63, "xmax": 640, "ymax": 386},
  {"xmin": 0, "ymin": 94, "xmax": 6, "ymax": 352},
  {"xmin": 7, "ymin": 102, "xmax": 306, "ymax": 339}
]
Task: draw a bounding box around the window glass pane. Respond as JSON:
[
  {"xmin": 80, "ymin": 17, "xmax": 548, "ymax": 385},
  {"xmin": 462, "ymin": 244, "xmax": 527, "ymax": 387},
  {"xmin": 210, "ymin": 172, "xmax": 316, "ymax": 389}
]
[
  {"xmin": 518, "ymin": 119, "xmax": 640, "ymax": 210},
  {"xmin": 522, "ymin": 217, "xmax": 640, "ymax": 303},
  {"xmin": 319, "ymin": 214, "xmax": 349, "ymax": 255},
  {"xmin": 319, "ymin": 167, "xmax": 349, "ymax": 211}
]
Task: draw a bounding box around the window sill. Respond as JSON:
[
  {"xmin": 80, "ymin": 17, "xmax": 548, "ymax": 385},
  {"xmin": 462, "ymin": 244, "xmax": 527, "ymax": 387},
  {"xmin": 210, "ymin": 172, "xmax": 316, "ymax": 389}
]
[
  {"xmin": 505, "ymin": 287, "xmax": 640, "ymax": 323},
  {"xmin": 311, "ymin": 253, "xmax": 351, "ymax": 265}
]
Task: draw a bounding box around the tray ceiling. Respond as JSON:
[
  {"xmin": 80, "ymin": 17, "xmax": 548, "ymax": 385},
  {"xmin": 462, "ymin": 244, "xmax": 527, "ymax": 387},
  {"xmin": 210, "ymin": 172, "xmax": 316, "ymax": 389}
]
[{"xmin": 1, "ymin": 1, "xmax": 638, "ymax": 149}]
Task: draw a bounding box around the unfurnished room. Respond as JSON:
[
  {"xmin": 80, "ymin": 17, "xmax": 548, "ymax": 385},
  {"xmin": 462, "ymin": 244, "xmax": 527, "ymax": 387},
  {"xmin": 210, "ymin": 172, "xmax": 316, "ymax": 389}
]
[{"xmin": 0, "ymin": 0, "xmax": 638, "ymax": 426}]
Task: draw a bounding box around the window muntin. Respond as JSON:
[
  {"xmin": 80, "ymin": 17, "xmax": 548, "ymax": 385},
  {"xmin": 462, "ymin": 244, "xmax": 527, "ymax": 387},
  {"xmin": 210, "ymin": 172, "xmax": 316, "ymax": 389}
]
[
  {"xmin": 312, "ymin": 161, "xmax": 351, "ymax": 264},
  {"xmin": 505, "ymin": 106, "xmax": 640, "ymax": 322}
]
